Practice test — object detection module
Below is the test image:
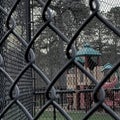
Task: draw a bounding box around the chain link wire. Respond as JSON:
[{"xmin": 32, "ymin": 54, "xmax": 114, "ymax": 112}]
[{"xmin": 0, "ymin": 0, "xmax": 120, "ymax": 120}]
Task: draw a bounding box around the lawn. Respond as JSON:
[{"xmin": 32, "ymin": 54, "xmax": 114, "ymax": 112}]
[{"xmin": 38, "ymin": 110, "xmax": 113, "ymax": 120}]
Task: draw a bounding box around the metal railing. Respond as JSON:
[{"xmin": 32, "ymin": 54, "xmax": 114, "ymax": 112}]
[{"xmin": 34, "ymin": 88, "xmax": 120, "ymax": 112}]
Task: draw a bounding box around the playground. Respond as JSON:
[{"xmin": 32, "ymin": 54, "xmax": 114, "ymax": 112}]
[{"xmin": 66, "ymin": 44, "xmax": 120, "ymax": 111}]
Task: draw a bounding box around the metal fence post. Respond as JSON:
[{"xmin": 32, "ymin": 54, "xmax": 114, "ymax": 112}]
[
  {"xmin": 25, "ymin": 0, "xmax": 31, "ymax": 42},
  {"xmin": 53, "ymin": 105, "xmax": 57, "ymax": 120},
  {"xmin": 0, "ymin": 0, "xmax": 5, "ymax": 115}
]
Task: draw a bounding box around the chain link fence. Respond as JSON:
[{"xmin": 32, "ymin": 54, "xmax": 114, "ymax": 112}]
[
  {"xmin": 0, "ymin": 0, "xmax": 34, "ymax": 119},
  {"xmin": 0, "ymin": 0, "xmax": 120, "ymax": 120}
]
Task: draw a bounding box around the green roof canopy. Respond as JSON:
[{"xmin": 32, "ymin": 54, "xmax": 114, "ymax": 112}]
[
  {"xmin": 76, "ymin": 43, "xmax": 101, "ymax": 56},
  {"xmin": 101, "ymin": 63, "xmax": 120, "ymax": 88},
  {"xmin": 75, "ymin": 56, "xmax": 85, "ymax": 65},
  {"xmin": 101, "ymin": 63, "xmax": 113, "ymax": 72}
]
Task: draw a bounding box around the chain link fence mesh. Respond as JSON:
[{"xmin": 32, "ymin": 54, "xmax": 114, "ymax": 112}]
[
  {"xmin": 0, "ymin": 0, "xmax": 34, "ymax": 119},
  {"xmin": 0, "ymin": 0, "xmax": 120, "ymax": 120}
]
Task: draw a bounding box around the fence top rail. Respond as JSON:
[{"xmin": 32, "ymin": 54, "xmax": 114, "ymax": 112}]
[{"xmin": 34, "ymin": 88, "xmax": 120, "ymax": 94}]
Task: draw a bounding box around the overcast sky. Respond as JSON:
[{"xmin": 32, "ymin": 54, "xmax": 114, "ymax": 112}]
[{"xmin": 100, "ymin": 0, "xmax": 120, "ymax": 12}]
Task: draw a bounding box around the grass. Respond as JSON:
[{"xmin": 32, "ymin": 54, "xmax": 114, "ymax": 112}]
[{"xmin": 38, "ymin": 110, "xmax": 113, "ymax": 120}]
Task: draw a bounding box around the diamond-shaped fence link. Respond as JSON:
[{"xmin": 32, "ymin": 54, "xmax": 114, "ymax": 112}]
[{"xmin": 0, "ymin": 0, "xmax": 120, "ymax": 120}]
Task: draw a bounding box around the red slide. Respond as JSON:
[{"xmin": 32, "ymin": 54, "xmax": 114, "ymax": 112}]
[{"xmin": 103, "ymin": 76, "xmax": 118, "ymax": 89}]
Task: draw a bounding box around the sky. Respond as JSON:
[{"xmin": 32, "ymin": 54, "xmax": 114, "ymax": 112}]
[{"xmin": 100, "ymin": 0, "xmax": 120, "ymax": 12}]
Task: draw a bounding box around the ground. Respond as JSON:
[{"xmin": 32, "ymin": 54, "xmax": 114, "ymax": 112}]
[{"xmin": 38, "ymin": 110, "xmax": 113, "ymax": 120}]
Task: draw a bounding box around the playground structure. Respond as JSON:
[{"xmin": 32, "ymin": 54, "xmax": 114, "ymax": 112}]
[
  {"xmin": 66, "ymin": 44, "xmax": 120, "ymax": 111},
  {"xmin": 102, "ymin": 63, "xmax": 120, "ymax": 108}
]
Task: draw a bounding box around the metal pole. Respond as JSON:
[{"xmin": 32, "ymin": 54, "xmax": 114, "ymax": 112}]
[
  {"xmin": 0, "ymin": 0, "xmax": 5, "ymax": 115},
  {"xmin": 53, "ymin": 105, "xmax": 56, "ymax": 120},
  {"xmin": 25, "ymin": 0, "xmax": 31, "ymax": 42},
  {"xmin": 25, "ymin": 0, "xmax": 33, "ymax": 116}
]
